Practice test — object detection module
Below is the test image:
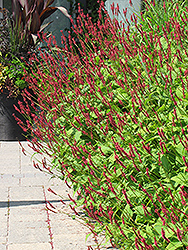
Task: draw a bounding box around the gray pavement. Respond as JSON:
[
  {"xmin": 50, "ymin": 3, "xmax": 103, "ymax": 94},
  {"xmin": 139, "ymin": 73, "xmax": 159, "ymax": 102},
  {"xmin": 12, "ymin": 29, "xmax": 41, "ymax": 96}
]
[{"xmin": 0, "ymin": 141, "xmax": 106, "ymax": 250}]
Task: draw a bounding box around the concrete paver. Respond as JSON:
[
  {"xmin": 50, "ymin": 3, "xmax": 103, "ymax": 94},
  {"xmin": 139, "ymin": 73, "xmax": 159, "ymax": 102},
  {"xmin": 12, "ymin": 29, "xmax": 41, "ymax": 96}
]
[
  {"xmin": 0, "ymin": 187, "xmax": 8, "ymax": 201},
  {"xmin": 8, "ymin": 221, "xmax": 50, "ymax": 244},
  {"xmin": 0, "ymin": 207, "xmax": 8, "ymax": 242},
  {"xmin": 0, "ymin": 176, "xmax": 20, "ymax": 187},
  {"xmin": 10, "ymin": 206, "xmax": 46, "ymax": 222},
  {"xmin": 8, "ymin": 243, "xmax": 51, "ymax": 250},
  {"xmin": 0, "ymin": 223, "xmax": 7, "ymax": 238},
  {"xmin": 10, "ymin": 186, "xmax": 45, "ymax": 201},
  {"xmin": 0, "ymin": 244, "xmax": 6, "ymax": 250},
  {"xmin": 20, "ymin": 174, "xmax": 51, "ymax": 186},
  {"xmin": 0, "ymin": 237, "xmax": 6, "ymax": 245}
]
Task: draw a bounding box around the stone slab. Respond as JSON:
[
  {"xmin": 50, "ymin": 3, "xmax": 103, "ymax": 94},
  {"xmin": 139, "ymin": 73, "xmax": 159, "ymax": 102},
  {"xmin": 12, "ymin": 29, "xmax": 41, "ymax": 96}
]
[
  {"xmin": 0, "ymin": 244, "xmax": 6, "ymax": 250},
  {"xmin": 52, "ymin": 233, "xmax": 95, "ymax": 250},
  {"xmin": 0, "ymin": 176, "xmax": 20, "ymax": 187},
  {"xmin": 0, "ymin": 245, "xmax": 6, "ymax": 250},
  {"xmin": 0, "ymin": 237, "xmax": 6, "ymax": 245},
  {"xmin": 0, "ymin": 222, "xmax": 7, "ymax": 238},
  {"xmin": 20, "ymin": 164, "xmax": 36, "ymax": 174},
  {"xmin": 8, "ymin": 243, "xmax": 51, "ymax": 250},
  {"xmin": 0, "ymin": 142, "xmax": 110, "ymax": 250},
  {"xmin": 0, "ymin": 207, "xmax": 8, "ymax": 224},
  {"xmin": 0, "ymin": 164, "xmax": 20, "ymax": 175},
  {"xmin": 10, "ymin": 186, "xmax": 44, "ymax": 201},
  {"xmin": 0, "ymin": 187, "xmax": 8, "ymax": 201},
  {"xmin": 10, "ymin": 206, "xmax": 46, "ymax": 222},
  {"xmin": 20, "ymin": 175, "xmax": 50, "ymax": 187},
  {"xmin": 8, "ymin": 220, "xmax": 50, "ymax": 244},
  {"xmin": 0, "ymin": 142, "xmax": 19, "ymax": 169}
]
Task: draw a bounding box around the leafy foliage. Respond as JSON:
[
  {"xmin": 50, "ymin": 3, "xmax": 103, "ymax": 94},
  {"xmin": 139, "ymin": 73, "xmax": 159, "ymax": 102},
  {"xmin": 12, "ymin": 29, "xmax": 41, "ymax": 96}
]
[
  {"xmin": 0, "ymin": 7, "xmax": 34, "ymax": 61},
  {"xmin": 18, "ymin": 0, "xmax": 188, "ymax": 249},
  {"xmin": 11, "ymin": 0, "xmax": 70, "ymax": 46},
  {"xmin": 0, "ymin": 0, "xmax": 70, "ymax": 97}
]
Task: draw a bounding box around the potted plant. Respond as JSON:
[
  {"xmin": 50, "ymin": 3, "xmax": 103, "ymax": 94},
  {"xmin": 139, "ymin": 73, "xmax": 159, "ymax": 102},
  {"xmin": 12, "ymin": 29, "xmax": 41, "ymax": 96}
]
[{"xmin": 0, "ymin": 0, "xmax": 70, "ymax": 140}]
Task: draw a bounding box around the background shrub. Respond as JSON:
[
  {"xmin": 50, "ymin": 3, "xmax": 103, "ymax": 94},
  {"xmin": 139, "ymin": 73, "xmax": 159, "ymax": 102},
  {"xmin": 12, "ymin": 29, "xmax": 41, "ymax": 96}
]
[{"xmin": 19, "ymin": 0, "xmax": 188, "ymax": 249}]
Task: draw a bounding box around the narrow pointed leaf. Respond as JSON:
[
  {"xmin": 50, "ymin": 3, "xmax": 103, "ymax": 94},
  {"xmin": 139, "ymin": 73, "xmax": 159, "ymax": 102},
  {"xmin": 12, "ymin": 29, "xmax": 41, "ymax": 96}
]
[
  {"xmin": 39, "ymin": 7, "xmax": 57, "ymax": 24},
  {"xmin": 36, "ymin": 0, "xmax": 45, "ymax": 15},
  {"xmin": 25, "ymin": 0, "xmax": 36, "ymax": 15},
  {"xmin": 12, "ymin": 0, "xmax": 22, "ymax": 23},
  {"xmin": 30, "ymin": 10, "xmax": 41, "ymax": 33},
  {"xmin": 56, "ymin": 7, "xmax": 71, "ymax": 19},
  {"xmin": 28, "ymin": 0, "xmax": 37, "ymax": 10},
  {"xmin": 18, "ymin": 0, "xmax": 25, "ymax": 7},
  {"xmin": 31, "ymin": 34, "xmax": 38, "ymax": 44},
  {"xmin": 39, "ymin": 21, "xmax": 53, "ymax": 32},
  {"xmin": 44, "ymin": 0, "xmax": 55, "ymax": 9}
]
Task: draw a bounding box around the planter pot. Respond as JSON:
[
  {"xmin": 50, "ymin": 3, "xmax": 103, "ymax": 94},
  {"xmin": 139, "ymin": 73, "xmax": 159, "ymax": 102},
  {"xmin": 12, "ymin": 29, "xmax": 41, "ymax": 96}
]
[{"xmin": 0, "ymin": 93, "xmax": 27, "ymax": 141}]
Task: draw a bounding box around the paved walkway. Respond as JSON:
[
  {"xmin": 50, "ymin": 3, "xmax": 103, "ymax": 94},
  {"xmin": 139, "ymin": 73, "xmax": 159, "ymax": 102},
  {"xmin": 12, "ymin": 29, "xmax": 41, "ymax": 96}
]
[{"xmin": 0, "ymin": 141, "xmax": 103, "ymax": 250}]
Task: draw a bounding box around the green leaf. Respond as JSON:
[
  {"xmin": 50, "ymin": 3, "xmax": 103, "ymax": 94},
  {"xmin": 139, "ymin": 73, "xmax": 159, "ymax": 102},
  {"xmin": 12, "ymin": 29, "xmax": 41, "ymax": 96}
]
[
  {"xmin": 166, "ymin": 241, "xmax": 183, "ymax": 250},
  {"xmin": 109, "ymin": 192, "xmax": 116, "ymax": 198},
  {"xmin": 171, "ymin": 172, "xmax": 188, "ymax": 186},
  {"xmin": 124, "ymin": 204, "xmax": 133, "ymax": 218},
  {"xmin": 157, "ymin": 104, "xmax": 166, "ymax": 113},
  {"xmin": 95, "ymin": 56, "xmax": 100, "ymax": 65},
  {"xmin": 176, "ymin": 87, "xmax": 183, "ymax": 99},
  {"xmin": 74, "ymin": 131, "xmax": 82, "ymax": 142},
  {"xmin": 68, "ymin": 72, "xmax": 74, "ymax": 80},
  {"xmin": 85, "ymin": 232, "xmax": 92, "ymax": 242},
  {"xmin": 161, "ymin": 156, "xmax": 171, "ymax": 172},
  {"xmin": 100, "ymin": 145, "xmax": 113, "ymax": 154},
  {"xmin": 146, "ymin": 224, "xmax": 153, "ymax": 235},
  {"xmin": 109, "ymin": 152, "xmax": 115, "ymax": 163},
  {"xmin": 135, "ymin": 205, "xmax": 144, "ymax": 215},
  {"xmin": 176, "ymin": 143, "xmax": 188, "ymax": 157}
]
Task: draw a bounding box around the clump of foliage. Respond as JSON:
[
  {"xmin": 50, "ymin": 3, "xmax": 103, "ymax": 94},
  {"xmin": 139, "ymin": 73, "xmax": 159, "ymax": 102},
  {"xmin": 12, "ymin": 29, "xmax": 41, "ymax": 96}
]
[
  {"xmin": 0, "ymin": 62, "xmax": 7, "ymax": 90},
  {"xmin": 0, "ymin": 0, "xmax": 70, "ymax": 97},
  {"xmin": 18, "ymin": 0, "xmax": 188, "ymax": 249},
  {"xmin": 2, "ymin": 57, "xmax": 32, "ymax": 97},
  {"xmin": 0, "ymin": 7, "xmax": 34, "ymax": 97},
  {"xmin": 11, "ymin": 0, "xmax": 70, "ymax": 47},
  {"xmin": 68, "ymin": 0, "xmax": 107, "ymax": 24},
  {"xmin": 0, "ymin": 7, "xmax": 34, "ymax": 62}
]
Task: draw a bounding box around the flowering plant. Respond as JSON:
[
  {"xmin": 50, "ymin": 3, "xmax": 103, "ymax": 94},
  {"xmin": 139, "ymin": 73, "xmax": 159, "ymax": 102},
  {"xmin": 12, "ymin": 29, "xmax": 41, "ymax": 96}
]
[
  {"xmin": 0, "ymin": 0, "xmax": 70, "ymax": 97},
  {"xmin": 0, "ymin": 57, "xmax": 33, "ymax": 97},
  {"xmin": 17, "ymin": 0, "xmax": 188, "ymax": 249}
]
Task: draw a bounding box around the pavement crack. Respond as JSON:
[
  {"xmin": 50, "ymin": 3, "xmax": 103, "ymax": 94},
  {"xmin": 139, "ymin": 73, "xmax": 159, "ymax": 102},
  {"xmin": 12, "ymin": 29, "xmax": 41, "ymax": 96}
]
[
  {"xmin": 19, "ymin": 143, "xmax": 21, "ymax": 174},
  {"xmin": 42, "ymin": 185, "xmax": 54, "ymax": 250},
  {"xmin": 6, "ymin": 187, "xmax": 10, "ymax": 250}
]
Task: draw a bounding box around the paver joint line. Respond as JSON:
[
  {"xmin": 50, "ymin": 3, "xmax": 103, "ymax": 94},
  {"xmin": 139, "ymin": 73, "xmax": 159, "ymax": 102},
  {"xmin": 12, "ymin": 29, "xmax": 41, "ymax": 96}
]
[{"xmin": 5, "ymin": 187, "xmax": 10, "ymax": 250}]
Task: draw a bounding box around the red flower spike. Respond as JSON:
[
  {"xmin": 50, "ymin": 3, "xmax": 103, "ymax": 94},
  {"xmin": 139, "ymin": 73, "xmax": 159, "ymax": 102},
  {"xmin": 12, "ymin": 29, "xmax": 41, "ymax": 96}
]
[{"xmin": 161, "ymin": 228, "xmax": 170, "ymax": 243}]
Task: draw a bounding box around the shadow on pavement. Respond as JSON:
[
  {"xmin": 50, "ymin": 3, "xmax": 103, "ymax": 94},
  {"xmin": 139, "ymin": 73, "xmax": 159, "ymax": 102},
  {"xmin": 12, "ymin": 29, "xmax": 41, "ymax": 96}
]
[{"xmin": 0, "ymin": 199, "xmax": 70, "ymax": 208}]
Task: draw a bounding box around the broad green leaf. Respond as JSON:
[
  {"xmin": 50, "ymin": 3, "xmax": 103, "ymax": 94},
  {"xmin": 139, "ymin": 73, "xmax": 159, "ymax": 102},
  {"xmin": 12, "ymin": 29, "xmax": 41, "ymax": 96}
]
[
  {"xmin": 171, "ymin": 172, "xmax": 188, "ymax": 186},
  {"xmin": 146, "ymin": 224, "xmax": 153, "ymax": 235},
  {"xmin": 124, "ymin": 204, "xmax": 133, "ymax": 218},
  {"xmin": 166, "ymin": 241, "xmax": 183, "ymax": 250},
  {"xmin": 157, "ymin": 104, "xmax": 166, "ymax": 113},
  {"xmin": 109, "ymin": 192, "xmax": 116, "ymax": 198},
  {"xmin": 68, "ymin": 72, "xmax": 74, "ymax": 80},
  {"xmin": 161, "ymin": 156, "xmax": 171, "ymax": 172},
  {"xmin": 176, "ymin": 87, "xmax": 183, "ymax": 99},
  {"xmin": 176, "ymin": 143, "xmax": 188, "ymax": 157},
  {"xmin": 74, "ymin": 131, "xmax": 82, "ymax": 142},
  {"xmin": 101, "ymin": 145, "xmax": 113, "ymax": 154},
  {"xmin": 109, "ymin": 152, "xmax": 116, "ymax": 163}
]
